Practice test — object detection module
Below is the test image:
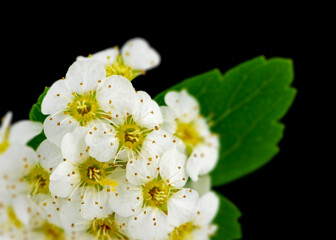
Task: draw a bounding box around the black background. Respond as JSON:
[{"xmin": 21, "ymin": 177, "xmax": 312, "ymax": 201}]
[{"xmin": 0, "ymin": 8, "xmax": 323, "ymax": 239}]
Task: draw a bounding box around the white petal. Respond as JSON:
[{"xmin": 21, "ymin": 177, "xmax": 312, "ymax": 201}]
[
  {"xmin": 126, "ymin": 154, "xmax": 159, "ymax": 186},
  {"xmin": 38, "ymin": 194, "xmax": 63, "ymax": 227},
  {"xmin": 142, "ymin": 129, "xmax": 184, "ymax": 158},
  {"xmin": 0, "ymin": 111, "xmax": 12, "ymax": 141},
  {"xmin": 194, "ymin": 116, "xmax": 212, "ymax": 138},
  {"xmin": 114, "ymin": 149, "xmax": 129, "ymax": 162},
  {"xmin": 85, "ymin": 122, "xmax": 119, "ymax": 162},
  {"xmin": 160, "ymin": 148, "xmax": 188, "ymax": 188},
  {"xmin": 187, "ymin": 139, "xmax": 219, "ymax": 181},
  {"xmin": 191, "ymin": 226, "xmax": 216, "ymax": 240},
  {"xmin": 167, "ymin": 188, "xmax": 199, "ymax": 226},
  {"xmin": 165, "ymin": 90, "xmax": 200, "ymax": 122},
  {"xmin": 60, "ymin": 200, "xmax": 89, "ymax": 232},
  {"xmin": 36, "ymin": 140, "xmax": 62, "ymax": 173},
  {"xmin": 109, "ymin": 179, "xmax": 143, "ymax": 217},
  {"xmin": 90, "ymin": 47, "xmax": 119, "ymax": 65},
  {"xmin": 81, "ymin": 187, "xmax": 110, "ymax": 220},
  {"xmin": 0, "ymin": 178, "xmax": 29, "ymax": 197},
  {"xmin": 199, "ymin": 135, "xmax": 220, "ymax": 175},
  {"xmin": 41, "ymin": 79, "xmax": 73, "ymax": 115},
  {"xmin": 65, "ymin": 59, "xmax": 106, "ymax": 93},
  {"xmin": 43, "ymin": 112, "xmax": 77, "ymax": 147},
  {"xmin": 133, "ymin": 91, "xmax": 162, "ymax": 128},
  {"xmin": 96, "ymin": 75, "xmax": 138, "ymax": 124},
  {"xmin": 49, "ymin": 162, "xmax": 80, "ymax": 198},
  {"xmin": 61, "ymin": 127, "xmax": 88, "ymax": 164},
  {"xmin": 114, "ymin": 214, "xmax": 130, "ymax": 234},
  {"xmin": 0, "ymin": 199, "xmax": 8, "ymax": 223},
  {"xmin": 12, "ymin": 195, "xmax": 33, "ymax": 226},
  {"xmin": 185, "ymin": 174, "xmax": 211, "ymax": 197},
  {"xmin": 109, "ymin": 168, "xmax": 143, "ymax": 217},
  {"xmin": 121, "ymin": 38, "xmax": 160, "ymax": 70},
  {"xmin": 128, "ymin": 206, "xmax": 171, "ymax": 240},
  {"xmin": 0, "ymin": 144, "xmax": 37, "ymax": 176},
  {"xmin": 195, "ymin": 192, "xmax": 219, "ymax": 226},
  {"xmin": 159, "ymin": 106, "xmax": 177, "ymax": 134},
  {"xmin": 9, "ymin": 120, "xmax": 42, "ymax": 145}
]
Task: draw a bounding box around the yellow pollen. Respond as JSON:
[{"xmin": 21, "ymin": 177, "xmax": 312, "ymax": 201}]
[
  {"xmin": 169, "ymin": 222, "xmax": 198, "ymax": 240},
  {"xmin": 117, "ymin": 116, "xmax": 152, "ymax": 153},
  {"xmin": 175, "ymin": 121, "xmax": 203, "ymax": 155},
  {"xmin": 142, "ymin": 177, "xmax": 178, "ymax": 214},
  {"xmin": 67, "ymin": 92, "xmax": 107, "ymax": 126},
  {"xmin": 78, "ymin": 157, "xmax": 116, "ymax": 191},
  {"xmin": 39, "ymin": 221, "xmax": 65, "ymax": 240},
  {"xmin": 24, "ymin": 164, "xmax": 50, "ymax": 196},
  {"xmin": 104, "ymin": 54, "xmax": 144, "ymax": 81},
  {"xmin": 88, "ymin": 215, "xmax": 128, "ymax": 240}
]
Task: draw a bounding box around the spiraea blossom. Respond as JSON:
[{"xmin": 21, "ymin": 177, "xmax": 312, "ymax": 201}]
[
  {"xmin": 109, "ymin": 148, "xmax": 199, "ymax": 240},
  {"xmin": 1, "ymin": 38, "xmax": 223, "ymax": 240},
  {"xmin": 59, "ymin": 199, "xmax": 129, "ymax": 240},
  {"xmin": 0, "ymin": 193, "xmax": 68, "ymax": 240},
  {"xmin": 0, "ymin": 113, "xmax": 66, "ymax": 239},
  {"xmin": 78, "ymin": 38, "xmax": 160, "ymax": 80},
  {"xmin": 160, "ymin": 90, "xmax": 220, "ymax": 181},
  {"xmin": 85, "ymin": 78, "xmax": 179, "ymax": 163},
  {"xmin": 0, "ymin": 112, "xmax": 42, "ymax": 222},
  {"xmin": 167, "ymin": 192, "xmax": 219, "ymax": 240},
  {"xmin": 0, "ymin": 112, "xmax": 42, "ymax": 158},
  {"xmin": 0, "ymin": 136, "xmax": 63, "ymax": 209},
  {"xmin": 42, "ymin": 59, "xmax": 140, "ymax": 147},
  {"xmin": 49, "ymin": 127, "xmax": 119, "ymax": 220}
]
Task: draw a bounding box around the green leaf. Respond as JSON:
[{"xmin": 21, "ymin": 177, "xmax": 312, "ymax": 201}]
[
  {"xmin": 27, "ymin": 130, "xmax": 47, "ymax": 150},
  {"xmin": 29, "ymin": 87, "xmax": 49, "ymax": 123},
  {"xmin": 154, "ymin": 56, "xmax": 296, "ymax": 186},
  {"xmin": 212, "ymin": 193, "xmax": 242, "ymax": 240},
  {"xmin": 27, "ymin": 87, "xmax": 49, "ymax": 150}
]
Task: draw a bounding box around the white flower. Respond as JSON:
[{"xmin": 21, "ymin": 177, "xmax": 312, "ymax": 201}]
[
  {"xmin": 0, "ymin": 195, "xmax": 37, "ymax": 238},
  {"xmin": 167, "ymin": 191, "xmax": 219, "ymax": 240},
  {"xmin": 0, "ymin": 193, "xmax": 66, "ymax": 240},
  {"xmin": 59, "ymin": 199, "xmax": 130, "ymax": 240},
  {"xmin": 85, "ymin": 85, "xmax": 181, "ymax": 163},
  {"xmin": 0, "ymin": 138, "xmax": 62, "ymax": 199},
  {"xmin": 78, "ymin": 37, "xmax": 161, "ymax": 80},
  {"xmin": 109, "ymin": 148, "xmax": 199, "ymax": 240},
  {"xmin": 41, "ymin": 59, "xmax": 136, "ymax": 147},
  {"xmin": 0, "ymin": 112, "xmax": 44, "ymax": 228},
  {"xmin": 0, "ymin": 111, "xmax": 42, "ymax": 156},
  {"xmin": 0, "ymin": 135, "xmax": 65, "ymax": 238},
  {"xmin": 160, "ymin": 90, "xmax": 220, "ymax": 181},
  {"xmin": 49, "ymin": 127, "xmax": 119, "ymax": 220}
]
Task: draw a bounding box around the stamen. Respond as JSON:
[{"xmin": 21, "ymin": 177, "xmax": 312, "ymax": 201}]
[{"xmin": 87, "ymin": 215, "xmax": 128, "ymax": 240}]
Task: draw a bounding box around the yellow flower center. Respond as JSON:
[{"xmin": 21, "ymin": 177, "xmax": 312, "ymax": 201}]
[
  {"xmin": 67, "ymin": 92, "xmax": 107, "ymax": 127},
  {"xmin": 24, "ymin": 164, "xmax": 50, "ymax": 196},
  {"xmin": 88, "ymin": 215, "xmax": 128, "ymax": 240},
  {"xmin": 169, "ymin": 222, "xmax": 198, "ymax": 240},
  {"xmin": 116, "ymin": 116, "xmax": 152, "ymax": 154},
  {"xmin": 143, "ymin": 177, "xmax": 178, "ymax": 214},
  {"xmin": 175, "ymin": 121, "xmax": 203, "ymax": 155},
  {"xmin": 78, "ymin": 157, "xmax": 117, "ymax": 191},
  {"xmin": 105, "ymin": 55, "xmax": 144, "ymax": 81},
  {"xmin": 38, "ymin": 221, "xmax": 65, "ymax": 240}
]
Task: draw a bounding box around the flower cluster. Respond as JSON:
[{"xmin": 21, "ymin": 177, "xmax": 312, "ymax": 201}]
[{"xmin": 0, "ymin": 38, "xmax": 220, "ymax": 240}]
